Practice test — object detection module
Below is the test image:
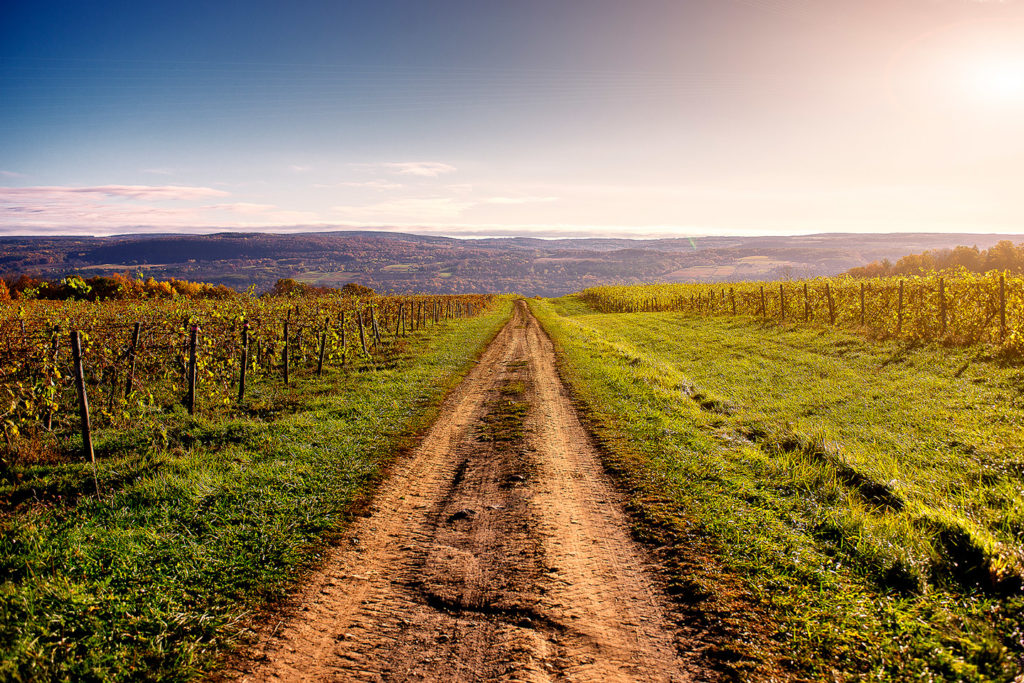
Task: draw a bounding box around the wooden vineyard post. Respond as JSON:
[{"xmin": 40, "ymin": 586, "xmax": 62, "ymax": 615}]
[
  {"xmin": 357, "ymin": 309, "xmax": 369, "ymax": 356},
  {"xmin": 186, "ymin": 324, "xmax": 199, "ymax": 415},
  {"xmin": 282, "ymin": 321, "xmax": 290, "ymax": 385},
  {"xmin": 125, "ymin": 322, "xmax": 141, "ymax": 399},
  {"xmin": 369, "ymin": 305, "xmax": 382, "ymax": 347},
  {"xmin": 826, "ymin": 283, "xmax": 836, "ymax": 326},
  {"xmin": 317, "ymin": 317, "xmax": 328, "ymax": 377},
  {"xmin": 803, "ymin": 283, "xmax": 810, "ymax": 321},
  {"xmin": 779, "ymin": 283, "xmax": 785, "ymax": 321},
  {"xmin": 896, "ymin": 280, "xmax": 905, "ymax": 337},
  {"xmin": 1000, "ymin": 275, "xmax": 1007, "ymax": 342},
  {"xmin": 395, "ymin": 304, "xmax": 403, "ymax": 337},
  {"xmin": 238, "ymin": 321, "xmax": 249, "ymax": 403},
  {"xmin": 340, "ymin": 311, "xmax": 347, "ymax": 365},
  {"xmin": 70, "ymin": 330, "xmax": 99, "ymax": 495},
  {"xmin": 731, "ymin": 287, "xmax": 736, "ymax": 315},
  {"xmin": 859, "ymin": 282, "xmax": 866, "ymax": 327},
  {"xmin": 106, "ymin": 363, "xmax": 119, "ymax": 413},
  {"xmin": 939, "ymin": 278, "xmax": 947, "ymax": 336},
  {"xmin": 760, "ymin": 286, "xmax": 767, "ymax": 319},
  {"xmin": 44, "ymin": 329, "xmax": 60, "ymax": 431}
]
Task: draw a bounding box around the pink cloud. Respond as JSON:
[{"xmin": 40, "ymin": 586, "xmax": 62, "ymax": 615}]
[
  {"xmin": 0, "ymin": 185, "xmax": 331, "ymax": 232},
  {"xmin": 0, "ymin": 185, "xmax": 229, "ymax": 201},
  {"xmin": 334, "ymin": 180, "xmax": 405, "ymax": 190},
  {"xmin": 331, "ymin": 197, "xmax": 474, "ymax": 221},
  {"xmin": 208, "ymin": 202, "xmax": 278, "ymax": 214},
  {"xmin": 482, "ymin": 196, "xmax": 558, "ymax": 205},
  {"xmin": 383, "ymin": 162, "xmax": 457, "ymax": 177}
]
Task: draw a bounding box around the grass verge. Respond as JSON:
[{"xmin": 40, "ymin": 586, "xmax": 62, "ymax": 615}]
[
  {"xmin": 0, "ymin": 298, "xmax": 513, "ymax": 682},
  {"xmin": 529, "ymin": 295, "xmax": 1023, "ymax": 682}
]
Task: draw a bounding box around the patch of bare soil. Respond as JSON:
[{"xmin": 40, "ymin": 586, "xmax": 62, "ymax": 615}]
[{"xmin": 228, "ymin": 301, "xmax": 698, "ymax": 682}]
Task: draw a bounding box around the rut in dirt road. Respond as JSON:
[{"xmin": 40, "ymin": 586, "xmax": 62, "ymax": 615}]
[{"xmin": 234, "ymin": 301, "xmax": 698, "ymax": 682}]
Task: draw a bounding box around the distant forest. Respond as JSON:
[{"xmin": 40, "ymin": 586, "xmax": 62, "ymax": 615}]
[
  {"xmin": 846, "ymin": 240, "xmax": 1024, "ymax": 278},
  {"xmin": 4, "ymin": 232, "xmax": 1024, "ymax": 295}
]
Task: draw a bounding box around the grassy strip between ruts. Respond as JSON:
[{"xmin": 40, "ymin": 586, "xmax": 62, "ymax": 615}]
[
  {"xmin": 0, "ymin": 297, "xmax": 514, "ymax": 682},
  {"xmin": 529, "ymin": 295, "xmax": 1024, "ymax": 682}
]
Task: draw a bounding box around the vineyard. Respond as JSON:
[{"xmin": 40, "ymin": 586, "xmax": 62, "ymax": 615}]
[
  {"xmin": 579, "ymin": 270, "xmax": 1024, "ymax": 352},
  {"xmin": 530, "ymin": 294, "xmax": 1024, "ymax": 680},
  {"xmin": 0, "ymin": 292, "xmax": 511, "ymax": 682},
  {"xmin": 1, "ymin": 293, "xmax": 494, "ymax": 469}
]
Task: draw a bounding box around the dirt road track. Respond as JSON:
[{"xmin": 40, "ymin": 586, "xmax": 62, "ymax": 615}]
[{"xmin": 231, "ymin": 301, "xmax": 696, "ymax": 682}]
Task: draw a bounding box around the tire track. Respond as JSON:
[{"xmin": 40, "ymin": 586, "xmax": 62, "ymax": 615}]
[{"xmin": 228, "ymin": 301, "xmax": 695, "ymax": 682}]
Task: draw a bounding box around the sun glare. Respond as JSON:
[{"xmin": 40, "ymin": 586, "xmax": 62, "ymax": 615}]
[
  {"xmin": 897, "ymin": 19, "xmax": 1024, "ymax": 110},
  {"xmin": 966, "ymin": 56, "xmax": 1024, "ymax": 103}
]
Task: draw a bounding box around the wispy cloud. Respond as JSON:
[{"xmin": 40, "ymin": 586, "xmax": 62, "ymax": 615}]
[
  {"xmin": 327, "ymin": 191, "xmax": 557, "ymax": 223},
  {"xmin": 208, "ymin": 202, "xmax": 278, "ymax": 214},
  {"xmin": 0, "ymin": 185, "xmax": 230, "ymax": 201},
  {"xmin": 332, "ymin": 196, "xmax": 474, "ymax": 221},
  {"xmin": 0, "ymin": 170, "xmax": 25, "ymax": 179},
  {"xmin": 383, "ymin": 162, "xmax": 457, "ymax": 177},
  {"xmin": 0, "ymin": 185, "xmax": 326, "ymax": 231},
  {"xmin": 328, "ymin": 180, "xmax": 405, "ymax": 191},
  {"xmin": 482, "ymin": 196, "xmax": 558, "ymax": 205},
  {"xmin": 288, "ymin": 164, "xmax": 312, "ymax": 173}
]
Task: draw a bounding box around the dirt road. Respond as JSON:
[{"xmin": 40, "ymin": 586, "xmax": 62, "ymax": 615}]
[{"xmin": 234, "ymin": 301, "xmax": 695, "ymax": 682}]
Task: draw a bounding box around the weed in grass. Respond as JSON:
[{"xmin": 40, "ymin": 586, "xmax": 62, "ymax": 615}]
[{"xmin": 477, "ymin": 390, "xmax": 530, "ymax": 443}]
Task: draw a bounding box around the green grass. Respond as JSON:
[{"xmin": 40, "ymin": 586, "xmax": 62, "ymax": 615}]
[
  {"xmin": 530, "ymin": 295, "xmax": 1024, "ymax": 682},
  {"xmin": 0, "ymin": 299, "xmax": 513, "ymax": 682}
]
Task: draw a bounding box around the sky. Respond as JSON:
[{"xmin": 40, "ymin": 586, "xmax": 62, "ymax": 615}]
[{"xmin": 2, "ymin": 0, "xmax": 1024, "ymax": 238}]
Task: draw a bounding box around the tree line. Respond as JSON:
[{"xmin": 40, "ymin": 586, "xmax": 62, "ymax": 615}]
[{"xmin": 847, "ymin": 240, "xmax": 1024, "ymax": 278}]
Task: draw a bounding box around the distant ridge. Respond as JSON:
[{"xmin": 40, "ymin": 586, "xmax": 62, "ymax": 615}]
[{"xmin": 2, "ymin": 230, "xmax": 1021, "ymax": 296}]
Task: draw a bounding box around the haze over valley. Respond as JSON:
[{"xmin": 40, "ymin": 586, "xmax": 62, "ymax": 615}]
[{"xmin": 5, "ymin": 230, "xmax": 1022, "ymax": 296}]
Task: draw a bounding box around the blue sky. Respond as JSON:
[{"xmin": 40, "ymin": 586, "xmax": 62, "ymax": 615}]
[{"xmin": 2, "ymin": 0, "xmax": 1024, "ymax": 237}]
